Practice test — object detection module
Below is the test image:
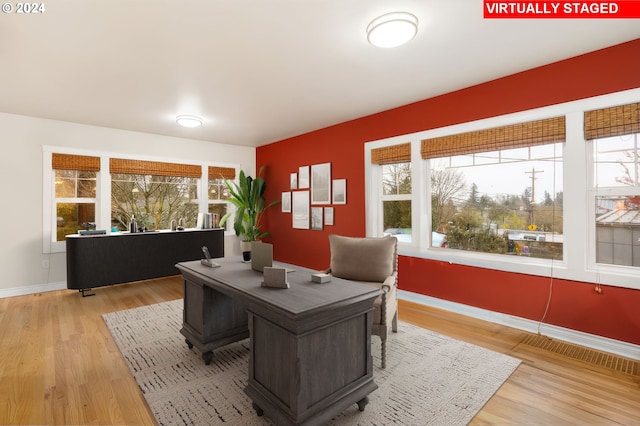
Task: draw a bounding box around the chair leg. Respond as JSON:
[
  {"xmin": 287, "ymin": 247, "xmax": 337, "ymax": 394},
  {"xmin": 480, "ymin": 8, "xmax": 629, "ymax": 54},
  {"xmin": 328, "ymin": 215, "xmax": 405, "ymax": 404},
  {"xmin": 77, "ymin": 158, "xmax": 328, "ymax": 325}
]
[
  {"xmin": 381, "ymin": 337, "xmax": 386, "ymax": 369},
  {"xmin": 392, "ymin": 310, "xmax": 398, "ymax": 333}
]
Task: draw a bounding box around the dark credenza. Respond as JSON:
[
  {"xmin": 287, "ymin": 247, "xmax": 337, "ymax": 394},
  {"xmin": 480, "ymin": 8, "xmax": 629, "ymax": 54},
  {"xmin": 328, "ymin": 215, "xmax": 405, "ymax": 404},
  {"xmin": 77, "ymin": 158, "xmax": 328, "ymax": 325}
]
[{"xmin": 66, "ymin": 228, "xmax": 224, "ymax": 296}]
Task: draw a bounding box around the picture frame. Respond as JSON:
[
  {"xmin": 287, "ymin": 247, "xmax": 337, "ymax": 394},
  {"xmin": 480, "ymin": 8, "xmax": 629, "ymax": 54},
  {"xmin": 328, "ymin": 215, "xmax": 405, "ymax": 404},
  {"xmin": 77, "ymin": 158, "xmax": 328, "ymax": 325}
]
[
  {"xmin": 292, "ymin": 190, "xmax": 310, "ymax": 229},
  {"xmin": 290, "ymin": 173, "xmax": 298, "ymax": 190},
  {"xmin": 332, "ymin": 179, "xmax": 346, "ymax": 204},
  {"xmin": 311, "ymin": 207, "xmax": 323, "ymax": 230},
  {"xmin": 281, "ymin": 191, "xmax": 291, "ymax": 213},
  {"xmin": 324, "ymin": 207, "xmax": 334, "ymax": 226},
  {"xmin": 311, "ymin": 162, "xmax": 331, "ymax": 205},
  {"xmin": 298, "ymin": 166, "xmax": 309, "ymax": 189}
]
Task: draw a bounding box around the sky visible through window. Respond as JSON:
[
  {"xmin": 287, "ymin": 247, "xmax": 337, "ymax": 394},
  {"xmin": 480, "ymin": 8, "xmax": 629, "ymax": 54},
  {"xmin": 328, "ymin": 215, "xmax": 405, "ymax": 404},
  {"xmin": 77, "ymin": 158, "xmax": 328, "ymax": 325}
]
[{"xmin": 438, "ymin": 144, "xmax": 563, "ymax": 204}]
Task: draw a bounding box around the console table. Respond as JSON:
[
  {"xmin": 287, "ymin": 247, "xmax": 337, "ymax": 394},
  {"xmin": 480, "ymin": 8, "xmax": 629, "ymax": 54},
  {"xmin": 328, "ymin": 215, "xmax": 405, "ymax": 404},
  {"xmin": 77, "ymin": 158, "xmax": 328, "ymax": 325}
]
[
  {"xmin": 66, "ymin": 228, "xmax": 224, "ymax": 296},
  {"xmin": 176, "ymin": 258, "xmax": 381, "ymax": 426}
]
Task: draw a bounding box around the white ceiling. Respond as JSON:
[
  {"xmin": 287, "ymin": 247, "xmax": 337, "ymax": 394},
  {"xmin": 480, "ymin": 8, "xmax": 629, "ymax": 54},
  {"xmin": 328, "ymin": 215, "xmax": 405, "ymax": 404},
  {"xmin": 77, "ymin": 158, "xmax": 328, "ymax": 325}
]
[{"xmin": 1, "ymin": 1, "xmax": 639, "ymax": 147}]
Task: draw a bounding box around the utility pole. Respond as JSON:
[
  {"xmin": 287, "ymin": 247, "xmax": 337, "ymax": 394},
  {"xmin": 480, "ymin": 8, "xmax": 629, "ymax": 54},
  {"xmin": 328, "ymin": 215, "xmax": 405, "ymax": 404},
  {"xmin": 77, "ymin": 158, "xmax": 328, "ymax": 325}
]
[{"xmin": 525, "ymin": 168, "xmax": 544, "ymax": 226}]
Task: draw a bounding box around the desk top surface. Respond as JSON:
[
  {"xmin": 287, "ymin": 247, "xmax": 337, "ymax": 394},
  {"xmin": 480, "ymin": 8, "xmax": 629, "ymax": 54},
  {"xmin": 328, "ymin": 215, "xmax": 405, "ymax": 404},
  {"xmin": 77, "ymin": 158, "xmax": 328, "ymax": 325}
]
[{"xmin": 176, "ymin": 257, "xmax": 381, "ymax": 317}]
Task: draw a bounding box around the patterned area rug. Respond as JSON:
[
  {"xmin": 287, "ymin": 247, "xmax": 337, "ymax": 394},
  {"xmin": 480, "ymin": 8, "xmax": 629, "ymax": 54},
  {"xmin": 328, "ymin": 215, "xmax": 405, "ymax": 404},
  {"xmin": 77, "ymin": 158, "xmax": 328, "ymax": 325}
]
[{"xmin": 103, "ymin": 300, "xmax": 520, "ymax": 425}]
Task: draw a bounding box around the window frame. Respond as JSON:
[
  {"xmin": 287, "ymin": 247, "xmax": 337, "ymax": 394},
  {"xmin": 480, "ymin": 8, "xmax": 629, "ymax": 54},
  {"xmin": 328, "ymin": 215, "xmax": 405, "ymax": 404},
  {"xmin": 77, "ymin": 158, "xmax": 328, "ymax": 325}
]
[
  {"xmin": 43, "ymin": 147, "xmax": 238, "ymax": 254},
  {"xmin": 365, "ymin": 87, "xmax": 640, "ymax": 290}
]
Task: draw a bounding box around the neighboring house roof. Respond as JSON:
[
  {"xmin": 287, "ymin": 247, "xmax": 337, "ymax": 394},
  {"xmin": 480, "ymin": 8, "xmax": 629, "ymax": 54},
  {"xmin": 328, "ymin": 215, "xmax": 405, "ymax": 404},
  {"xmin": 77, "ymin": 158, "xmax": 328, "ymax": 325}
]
[{"xmin": 596, "ymin": 209, "xmax": 640, "ymax": 226}]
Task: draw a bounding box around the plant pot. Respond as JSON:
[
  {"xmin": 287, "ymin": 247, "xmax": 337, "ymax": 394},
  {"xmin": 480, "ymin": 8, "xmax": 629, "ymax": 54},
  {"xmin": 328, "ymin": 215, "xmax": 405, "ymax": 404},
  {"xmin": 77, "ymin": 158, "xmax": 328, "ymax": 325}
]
[{"xmin": 240, "ymin": 240, "xmax": 252, "ymax": 262}]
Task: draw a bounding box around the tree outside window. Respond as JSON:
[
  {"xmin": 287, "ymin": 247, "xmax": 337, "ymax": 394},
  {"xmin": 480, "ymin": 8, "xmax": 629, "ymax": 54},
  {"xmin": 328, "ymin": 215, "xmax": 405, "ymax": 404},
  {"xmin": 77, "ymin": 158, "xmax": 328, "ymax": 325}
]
[
  {"xmin": 381, "ymin": 162, "xmax": 412, "ymax": 242},
  {"xmin": 111, "ymin": 174, "xmax": 198, "ymax": 231},
  {"xmin": 431, "ymin": 143, "xmax": 564, "ymax": 259}
]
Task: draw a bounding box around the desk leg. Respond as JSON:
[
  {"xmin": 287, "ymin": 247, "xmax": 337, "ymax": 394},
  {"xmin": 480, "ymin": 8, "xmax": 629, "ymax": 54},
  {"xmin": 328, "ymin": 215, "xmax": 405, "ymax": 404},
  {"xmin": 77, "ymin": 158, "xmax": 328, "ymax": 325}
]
[
  {"xmin": 181, "ymin": 278, "xmax": 249, "ymax": 364},
  {"xmin": 252, "ymin": 402, "xmax": 264, "ymax": 417},
  {"xmin": 357, "ymin": 396, "xmax": 369, "ymax": 412}
]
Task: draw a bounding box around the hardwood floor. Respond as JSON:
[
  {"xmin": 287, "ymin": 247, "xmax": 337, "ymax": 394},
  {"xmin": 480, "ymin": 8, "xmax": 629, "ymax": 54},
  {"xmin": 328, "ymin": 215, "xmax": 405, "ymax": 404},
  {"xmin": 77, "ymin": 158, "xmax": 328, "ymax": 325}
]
[
  {"xmin": 401, "ymin": 300, "xmax": 640, "ymax": 425},
  {"xmin": 0, "ymin": 277, "xmax": 638, "ymax": 425}
]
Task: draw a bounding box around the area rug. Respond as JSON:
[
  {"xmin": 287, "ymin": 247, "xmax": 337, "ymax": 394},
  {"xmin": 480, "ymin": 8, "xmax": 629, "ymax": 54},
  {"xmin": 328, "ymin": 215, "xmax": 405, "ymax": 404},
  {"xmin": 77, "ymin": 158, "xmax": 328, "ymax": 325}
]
[{"xmin": 103, "ymin": 300, "xmax": 520, "ymax": 425}]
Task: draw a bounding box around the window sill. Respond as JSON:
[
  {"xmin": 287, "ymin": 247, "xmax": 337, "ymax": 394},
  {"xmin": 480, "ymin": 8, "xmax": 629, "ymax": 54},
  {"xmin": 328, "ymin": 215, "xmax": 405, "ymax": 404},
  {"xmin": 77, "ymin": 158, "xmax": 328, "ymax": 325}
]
[{"xmin": 398, "ymin": 245, "xmax": 640, "ymax": 290}]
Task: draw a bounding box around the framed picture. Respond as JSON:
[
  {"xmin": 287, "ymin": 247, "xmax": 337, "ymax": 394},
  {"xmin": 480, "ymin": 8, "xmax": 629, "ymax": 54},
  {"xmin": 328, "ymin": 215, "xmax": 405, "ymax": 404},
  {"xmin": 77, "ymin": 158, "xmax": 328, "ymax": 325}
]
[
  {"xmin": 281, "ymin": 192, "xmax": 291, "ymax": 213},
  {"xmin": 311, "ymin": 162, "xmax": 331, "ymax": 205},
  {"xmin": 292, "ymin": 191, "xmax": 309, "ymax": 229},
  {"xmin": 324, "ymin": 207, "xmax": 334, "ymax": 226},
  {"xmin": 311, "ymin": 207, "xmax": 323, "ymax": 230},
  {"xmin": 298, "ymin": 166, "xmax": 309, "ymax": 189},
  {"xmin": 332, "ymin": 179, "xmax": 346, "ymax": 204},
  {"xmin": 290, "ymin": 173, "xmax": 298, "ymax": 190}
]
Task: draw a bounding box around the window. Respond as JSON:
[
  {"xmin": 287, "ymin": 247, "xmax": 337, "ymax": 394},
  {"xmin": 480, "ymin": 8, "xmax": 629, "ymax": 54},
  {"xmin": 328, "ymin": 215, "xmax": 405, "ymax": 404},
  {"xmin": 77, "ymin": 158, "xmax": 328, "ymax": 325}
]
[
  {"xmin": 372, "ymin": 143, "xmax": 413, "ymax": 243},
  {"xmin": 430, "ymin": 143, "xmax": 563, "ymax": 258},
  {"xmin": 587, "ymin": 102, "xmax": 640, "ymax": 268},
  {"xmin": 208, "ymin": 166, "xmax": 235, "ymax": 230},
  {"xmin": 111, "ymin": 174, "xmax": 199, "ymax": 230},
  {"xmin": 52, "ymin": 154, "xmax": 99, "ymax": 241},
  {"xmin": 44, "ymin": 148, "xmax": 239, "ymax": 252},
  {"xmin": 110, "ymin": 158, "xmax": 200, "ymax": 230},
  {"xmin": 366, "ymin": 90, "xmax": 640, "ymax": 289},
  {"xmin": 424, "ymin": 118, "xmax": 565, "ymax": 260}
]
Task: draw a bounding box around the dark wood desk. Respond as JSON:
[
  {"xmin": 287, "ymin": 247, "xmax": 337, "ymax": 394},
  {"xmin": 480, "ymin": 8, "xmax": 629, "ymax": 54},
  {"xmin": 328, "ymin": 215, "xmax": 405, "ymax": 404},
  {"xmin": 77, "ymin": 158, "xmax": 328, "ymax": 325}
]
[{"xmin": 176, "ymin": 258, "xmax": 381, "ymax": 426}]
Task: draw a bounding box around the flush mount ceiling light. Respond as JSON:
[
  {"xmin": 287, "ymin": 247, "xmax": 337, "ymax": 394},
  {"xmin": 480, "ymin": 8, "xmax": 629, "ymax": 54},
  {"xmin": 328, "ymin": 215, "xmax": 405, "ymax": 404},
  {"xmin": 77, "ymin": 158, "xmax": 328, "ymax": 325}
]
[
  {"xmin": 367, "ymin": 12, "xmax": 418, "ymax": 48},
  {"xmin": 176, "ymin": 115, "xmax": 203, "ymax": 128}
]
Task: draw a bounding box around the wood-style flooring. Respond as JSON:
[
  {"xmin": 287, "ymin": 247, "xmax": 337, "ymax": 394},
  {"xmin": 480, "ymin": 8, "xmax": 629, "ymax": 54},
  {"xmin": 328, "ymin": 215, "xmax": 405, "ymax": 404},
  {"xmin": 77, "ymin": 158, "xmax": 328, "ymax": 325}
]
[{"xmin": 0, "ymin": 276, "xmax": 638, "ymax": 425}]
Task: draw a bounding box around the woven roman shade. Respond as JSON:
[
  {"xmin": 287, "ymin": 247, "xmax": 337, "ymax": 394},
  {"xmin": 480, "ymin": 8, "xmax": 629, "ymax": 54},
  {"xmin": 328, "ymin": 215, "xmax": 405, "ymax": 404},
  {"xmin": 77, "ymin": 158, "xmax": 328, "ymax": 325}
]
[
  {"xmin": 584, "ymin": 102, "xmax": 640, "ymax": 141},
  {"xmin": 208, "ymin": 166, "xmax": 236, "ymax": 180},
  {"xmin": 371, "ymin": 143, "xmax": 411, "ymax": 164},
  {"xmin": 110, "ymin": 158, "xmax": 201, "ymax": 178},
  {"xmin": 52, "ymin": 153, "xmax": 100, "ymax": 171},
  {"xmin": 421, "ymin": 117, "xmax": 566, "ymax": 159}
]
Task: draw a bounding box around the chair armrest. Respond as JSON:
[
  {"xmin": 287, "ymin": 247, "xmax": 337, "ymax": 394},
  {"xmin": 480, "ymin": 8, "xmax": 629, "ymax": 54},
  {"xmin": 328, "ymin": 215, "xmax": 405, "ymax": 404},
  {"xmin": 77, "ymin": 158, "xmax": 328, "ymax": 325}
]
[{"xmin": 381, "ymin": 273, "xmax": 397, "ymax": 293}]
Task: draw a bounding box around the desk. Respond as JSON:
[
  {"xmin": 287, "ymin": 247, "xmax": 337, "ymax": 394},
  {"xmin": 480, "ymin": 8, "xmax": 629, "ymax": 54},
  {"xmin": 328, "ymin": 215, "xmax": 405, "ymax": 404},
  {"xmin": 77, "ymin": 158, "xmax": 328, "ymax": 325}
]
[{"xmin": 176, "ymin": 258, "xmax": 381, "ymax": 426}]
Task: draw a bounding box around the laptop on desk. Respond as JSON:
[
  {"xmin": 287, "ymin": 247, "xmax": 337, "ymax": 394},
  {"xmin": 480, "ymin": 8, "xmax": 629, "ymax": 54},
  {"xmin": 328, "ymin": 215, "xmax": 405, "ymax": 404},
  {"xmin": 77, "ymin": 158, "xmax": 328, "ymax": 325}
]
[{"xmin": 251, "ymin": 241, "xmax": 295, "ymax": 273}]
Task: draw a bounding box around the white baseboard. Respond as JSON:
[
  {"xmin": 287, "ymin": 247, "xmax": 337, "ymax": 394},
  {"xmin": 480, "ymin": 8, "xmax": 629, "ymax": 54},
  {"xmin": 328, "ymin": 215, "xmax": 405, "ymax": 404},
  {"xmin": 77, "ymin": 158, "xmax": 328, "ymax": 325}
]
[
  {"xmin": 399, "ymin": 290, "xmax": 640, "ymax": 361},
  {"xmin": 0, "ymin": 281, "xmax": 67, "ymax": 299}
]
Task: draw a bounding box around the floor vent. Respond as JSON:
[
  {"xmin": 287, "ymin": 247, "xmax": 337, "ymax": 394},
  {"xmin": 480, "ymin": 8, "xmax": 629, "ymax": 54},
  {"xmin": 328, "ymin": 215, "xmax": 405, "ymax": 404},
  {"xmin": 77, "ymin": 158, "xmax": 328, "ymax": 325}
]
[{"xmin": 521, "ymin": 334, "xmax": 640, "ymax": 376}]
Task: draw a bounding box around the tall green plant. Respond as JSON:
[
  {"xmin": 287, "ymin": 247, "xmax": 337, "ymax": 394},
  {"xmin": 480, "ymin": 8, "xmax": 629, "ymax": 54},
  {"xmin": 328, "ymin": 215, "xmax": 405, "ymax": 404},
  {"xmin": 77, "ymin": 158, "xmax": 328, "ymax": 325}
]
[{"xmin": 219, "ymin": 167, "xmax": 279, "ymax": 242}]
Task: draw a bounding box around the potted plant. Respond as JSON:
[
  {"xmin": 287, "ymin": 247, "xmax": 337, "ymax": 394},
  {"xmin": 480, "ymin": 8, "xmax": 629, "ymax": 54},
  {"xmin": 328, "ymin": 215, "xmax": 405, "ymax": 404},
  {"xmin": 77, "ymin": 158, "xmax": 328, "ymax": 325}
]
[{"xmin": 219, "ymin": 166, "xmax": 279, "ymax": 261}]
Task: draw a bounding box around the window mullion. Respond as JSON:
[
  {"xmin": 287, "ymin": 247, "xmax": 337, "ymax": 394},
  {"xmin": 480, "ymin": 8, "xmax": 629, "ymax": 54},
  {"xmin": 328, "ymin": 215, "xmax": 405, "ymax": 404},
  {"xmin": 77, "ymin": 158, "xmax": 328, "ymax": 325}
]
[
  {"xmin": 199, "ymin": 165, "xmax": 208, "ymax": 214},
  {"xmin": 564, "ymin": 111, "xmax": 588, "ymax": 275},
  {"xmin": 98, "ymin": 156, "xmax": 110, "ymax": 231}
]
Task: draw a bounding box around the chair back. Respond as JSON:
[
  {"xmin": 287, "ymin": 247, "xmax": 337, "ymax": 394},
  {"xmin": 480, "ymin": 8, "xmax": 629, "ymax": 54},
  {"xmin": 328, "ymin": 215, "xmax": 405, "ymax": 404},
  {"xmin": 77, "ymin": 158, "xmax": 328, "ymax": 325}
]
[{"xmin": 328, "ymin": 234, "xmax": 397, "ymax": 282}]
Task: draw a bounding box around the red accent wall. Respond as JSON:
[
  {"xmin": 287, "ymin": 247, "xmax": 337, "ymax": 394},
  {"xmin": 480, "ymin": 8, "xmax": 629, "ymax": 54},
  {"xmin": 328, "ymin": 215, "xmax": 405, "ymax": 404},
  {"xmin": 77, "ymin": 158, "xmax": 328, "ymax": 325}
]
[{"xmin": 257, "ymin": 39, "xmax": 640, "ymax": 345}]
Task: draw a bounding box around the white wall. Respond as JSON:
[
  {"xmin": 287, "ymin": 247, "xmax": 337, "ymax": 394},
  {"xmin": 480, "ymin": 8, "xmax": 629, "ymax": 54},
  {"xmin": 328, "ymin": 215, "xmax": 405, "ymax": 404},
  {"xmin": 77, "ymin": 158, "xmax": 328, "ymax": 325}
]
[{"xmin": 0, "ymin": 112, "xmax": 255, "ymax": 296}]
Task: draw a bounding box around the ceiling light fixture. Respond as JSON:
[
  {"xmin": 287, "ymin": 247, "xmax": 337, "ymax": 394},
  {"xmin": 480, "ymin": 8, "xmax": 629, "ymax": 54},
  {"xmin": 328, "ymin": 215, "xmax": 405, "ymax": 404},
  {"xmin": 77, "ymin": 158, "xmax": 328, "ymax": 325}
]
[
  {"xmin": 367, "ymin": 12, "xmax": 418, "ymax": 48},
  {"xmin": 176, "ymin": 115, "xmax": 203, "ymax": 128}
]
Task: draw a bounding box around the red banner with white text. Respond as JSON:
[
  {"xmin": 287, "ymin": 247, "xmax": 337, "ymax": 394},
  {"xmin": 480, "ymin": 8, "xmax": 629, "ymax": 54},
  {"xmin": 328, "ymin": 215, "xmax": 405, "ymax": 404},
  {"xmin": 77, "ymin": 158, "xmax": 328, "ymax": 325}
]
[{"xmin": 484, "ymin": 1, "xmax": 640, "ymax": 18}]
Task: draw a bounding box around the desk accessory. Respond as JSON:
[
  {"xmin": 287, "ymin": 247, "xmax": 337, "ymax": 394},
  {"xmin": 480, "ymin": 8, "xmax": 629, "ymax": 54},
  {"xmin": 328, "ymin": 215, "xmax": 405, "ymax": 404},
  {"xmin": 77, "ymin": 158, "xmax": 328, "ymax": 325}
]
[
  {"xmin": 201, "ymin": 246, "xmax": 221, "ymax": 268},
  {"xmin": 78, "ymin": 229, "xmax": 107, "ymax": 236},
  {"xmin": 311, "ymin": 273, "xmax": 331, "ymax": 283},
  {"xmin": 262, "ymin": 266, "xmax": 289, "ymax": 289}
]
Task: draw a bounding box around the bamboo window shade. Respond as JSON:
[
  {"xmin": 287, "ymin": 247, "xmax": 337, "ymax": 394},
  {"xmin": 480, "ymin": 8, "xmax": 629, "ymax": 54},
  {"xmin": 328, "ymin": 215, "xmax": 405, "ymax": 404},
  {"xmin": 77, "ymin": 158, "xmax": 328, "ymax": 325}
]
[
  {"xmin": 52, "ymin": 153, "xmax": 100, "ymax": 171},
  {"xmin": 109, "ymin": 158, "xmax": 201, "ymax": 178},
  {"xmin": 371, "ymin": 143, "xmax": 411, "ymax": 164},
  {"xmin": 208, "ymin": 166, "xmax": 236, "ymax": 180},
  {"xmin": 584, "ymin": 102, "xmax": 640, "ymax": 141},
  {"xmin": 421, "ymin": 116, "xmax": 566, "ymax": 159}
]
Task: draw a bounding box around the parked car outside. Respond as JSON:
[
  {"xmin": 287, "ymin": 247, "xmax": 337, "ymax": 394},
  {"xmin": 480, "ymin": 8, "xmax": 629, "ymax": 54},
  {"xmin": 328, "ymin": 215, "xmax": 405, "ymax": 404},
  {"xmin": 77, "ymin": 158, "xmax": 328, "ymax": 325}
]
[{"xmin": 383, "ymin": 228, "xmax": 447, "ymax": 247}]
